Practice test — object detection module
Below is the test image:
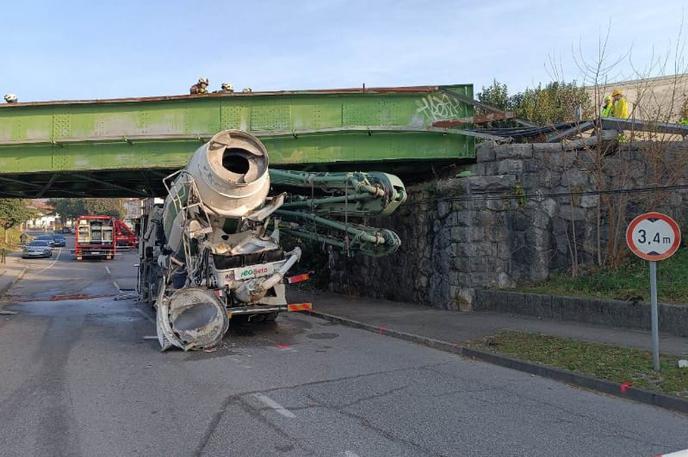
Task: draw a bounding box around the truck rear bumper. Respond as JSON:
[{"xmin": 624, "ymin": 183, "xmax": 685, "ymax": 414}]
[{"xmin": 228, "ymin": 303, "xmax": 312, "ymax": 316}]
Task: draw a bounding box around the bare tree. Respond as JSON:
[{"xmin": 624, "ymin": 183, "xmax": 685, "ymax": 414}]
[{"xmin": 560, "ymin": 19, "xmax": 687, "ymax": 270}]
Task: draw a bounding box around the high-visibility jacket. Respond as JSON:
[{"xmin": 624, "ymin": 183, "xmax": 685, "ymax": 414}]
[
  {"xmin": 601, "ymin": 104, "xmax": 612, "ymax": 117},
  {"xmin": 612, "ymin": 97, "xmax": 629, "ymax": 119},
  {"xmin": 680, "ymin": 117, "xmax": 688, "ymax": 126}
]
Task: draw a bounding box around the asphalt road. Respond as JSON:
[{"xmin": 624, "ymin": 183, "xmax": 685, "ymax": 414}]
[{"xmin": 0, "ymin": 237, "xmax": 687, "ymax": 456}]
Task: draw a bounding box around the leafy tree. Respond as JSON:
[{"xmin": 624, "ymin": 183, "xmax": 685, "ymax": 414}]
[
  {"xmin": 48, "ymin": 198, "xmax": 87, "ymax": 223},
  {"xmin": 49, "ymin": 198, "xmax": 126, "ymax": 220},
  {"xmin": 477, "ymin": 79, "xmax": 511, "ymax": 112},
  {"xmin": 477, "ymin": 79, "xmax": 593, "ymax": 125},
  {"xmin": 512, "ymin": 81, "xmax": 592, "ymax": 125},
  {"xmin": 84, "ymin": 199, "xmax": 125, "ymax": 219},
  {"xmin": 0, "ymin": 199, "xmax": 35, "ymax": 243}
]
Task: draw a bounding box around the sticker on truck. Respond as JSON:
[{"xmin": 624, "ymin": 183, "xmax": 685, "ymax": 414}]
[{"xmin": 225, "ymin": 263, "xmax": 276, "ymax": 282}]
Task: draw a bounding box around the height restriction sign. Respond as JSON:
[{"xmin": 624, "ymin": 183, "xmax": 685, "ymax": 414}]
[
  {"xmin": 626, "ymin": 211, "xmax": 681, "ymax": 372},
  {"xmin": 626, "ymin": 212, "xmax": 681, "ymax": 262}
]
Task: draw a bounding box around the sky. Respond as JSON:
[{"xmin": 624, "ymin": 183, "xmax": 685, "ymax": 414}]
[{"xmin": 2, "ymin": 0, "xmax": 686, "ymax": 102}]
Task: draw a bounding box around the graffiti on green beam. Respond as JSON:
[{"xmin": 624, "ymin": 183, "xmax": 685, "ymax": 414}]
[{"xmin": 416, "ymin": 93, "xmax": 465, "ymax": 122}]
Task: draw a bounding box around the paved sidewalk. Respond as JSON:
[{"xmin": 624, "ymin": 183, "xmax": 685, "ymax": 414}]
[
  {"xmin": 0, "ymin": 251, "xmax": 26, "ymax": 298},
  {"xmin": 291, "ymin": 288, "xmax": 688, "ymax": 356}
]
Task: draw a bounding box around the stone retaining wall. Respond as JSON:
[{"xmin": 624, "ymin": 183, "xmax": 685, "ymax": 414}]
[{"xmin": 329, "ymin": 140, "xmax": 688, "ymax": 310}]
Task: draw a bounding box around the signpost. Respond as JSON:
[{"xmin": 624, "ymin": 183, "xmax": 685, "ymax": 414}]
[{"xmin": 626, "ymin": 212, "xmax": 681, "ymax": 371}]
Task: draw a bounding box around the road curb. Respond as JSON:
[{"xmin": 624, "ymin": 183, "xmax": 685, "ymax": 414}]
[
  {"xmin": 0, "ymin": 267, "xmax": 26, "ymax": 299},
  {"xmin": 307, "ymin": 309, "xmax": 688, "ymax": 415},
  {"xmin": 461, "ymin": 347, "xmax": 688, "ymax": 415},
  {"xmin": 308, "ymin": 310, "xmax": 463, "ymax": 354}
]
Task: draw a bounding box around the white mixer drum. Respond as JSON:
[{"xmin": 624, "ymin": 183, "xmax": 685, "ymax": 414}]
[{"xmin": 187, "ymin": 130, "xmax": 270, "ymax": 217}]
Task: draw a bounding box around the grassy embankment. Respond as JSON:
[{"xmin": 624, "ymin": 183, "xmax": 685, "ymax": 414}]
[
  {"xmin": 470, "ymin": 331, "xmax": 688, "ymax": 398},
  {"xmin": 518, "ymin": 248, "xmax": 688, "ymax": 304}
]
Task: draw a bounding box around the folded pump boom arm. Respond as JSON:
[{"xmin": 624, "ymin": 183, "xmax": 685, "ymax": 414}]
[{"xmin": 269, "ymin": 169, "xmax": 407, "ymax": 256}]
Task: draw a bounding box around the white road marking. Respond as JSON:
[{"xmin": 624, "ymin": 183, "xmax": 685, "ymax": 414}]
[
  {"xmin": 134, "ymin": 308, "xmax": 155, "ymax": 324},
  {"xmin": 29, "ymin": 247, "xmax": 62, "ymax": 277},
  {"xmin": 344, "ymin": 452, "xmax": 361, "ymax": 457},
  {"xmin": 112, "ymin": 280, "xmax": 120, "ymax": 292},
  {"xmin": 252, "ymin": 393, "xmax": 296, "ymax": 418},
  {"xmin": 105, "ymin": 266, "xmax": 111, "ymax": 274},
  {"xmin": 662, "ymin": 449, "xmax": 688, "ymax": 457}
]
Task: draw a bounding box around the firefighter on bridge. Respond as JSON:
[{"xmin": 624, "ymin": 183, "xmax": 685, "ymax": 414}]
[{"xmin": 189, "ymin": 77, "xmax": 209, "ymax": 95}]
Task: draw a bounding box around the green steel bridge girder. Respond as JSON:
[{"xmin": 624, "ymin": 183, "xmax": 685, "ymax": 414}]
[{"xmin": 0, "ymin": 85, "xmax": 475, "ymax": 197}]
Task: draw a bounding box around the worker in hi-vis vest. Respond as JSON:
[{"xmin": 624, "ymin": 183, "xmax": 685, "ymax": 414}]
[
  {"xmin": 611, "ymin": 88, "xmax": 629, "ymax": 119},
  {"xmin": 601, "ymin": 95, "xmax": 613, "ymax": 117}
]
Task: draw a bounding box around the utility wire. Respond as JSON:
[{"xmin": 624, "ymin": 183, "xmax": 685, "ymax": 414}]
[{"xmin": 414, "ymin": 183, "xmax": 688, "ymax": 204}]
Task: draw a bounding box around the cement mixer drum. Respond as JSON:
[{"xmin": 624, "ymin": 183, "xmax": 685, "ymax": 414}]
[{"xmin": 186, "ymin": 130, "xmax": 270, "ymax": 218}]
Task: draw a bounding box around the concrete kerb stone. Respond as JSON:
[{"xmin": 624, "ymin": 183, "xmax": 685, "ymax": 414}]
[
  {"xmin": 0, "ymin": 266, "xmax": 26, "ymax": 300},
  {"xmin": 462, "ymin": 348, "xmax": 688, "ymax": 415},
  {"xmin": 306, "ymin": 310, "xmax": 463, "ymax": 354},
  {"xmin": 307, "ymin": 309, "xmax": 688, "ymax": 415}
]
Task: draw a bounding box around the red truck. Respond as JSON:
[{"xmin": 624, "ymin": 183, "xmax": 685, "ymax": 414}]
[
  {"xmin": 75, "ymin": 216, "xmax": 116, "ymax": 260},
  {"xmin": 114, "ymin": 219, "xmax": 138, "ymax": 248}
]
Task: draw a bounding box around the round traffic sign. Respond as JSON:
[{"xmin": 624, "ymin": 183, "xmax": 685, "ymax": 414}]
[{"xmin": 626, "ymin": 212, "xmax": 681, "ymax": 261}]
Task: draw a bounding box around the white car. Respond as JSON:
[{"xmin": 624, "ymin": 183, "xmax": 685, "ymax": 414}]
[{"xmin": 22, "ymin": 240, "xmax": 53, "ymax": 259}]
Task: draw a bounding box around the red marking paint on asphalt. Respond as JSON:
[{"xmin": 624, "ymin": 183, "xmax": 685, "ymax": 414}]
[
  {"xmin": 50, "ymin": 293, "xmax": 98, "ymax": 301},
  {"xmin": 620, "ymin": 381, "xmax": 632, "ymax": 393},
  {"xmin": 378, "ymin": 325, "xmax": 387, "ymax": 335},
  {"xmin": 276, "ymin": 344, "xmax": 291, "ymax": 350}
]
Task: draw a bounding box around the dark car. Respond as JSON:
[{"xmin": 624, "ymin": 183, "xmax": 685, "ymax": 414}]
[
  {"xmin": 35, "ymin": 234, "xmax": 56, "ymax": 247},
  {"xmin": 22, "ymin": 240, "xmax": 53, "ymax": 258},
  {"xmin": 51, "ymin": 234, "xmax": 66, "ymax": 247},
  {"xmin": 60, "ymin": 227, "xmax": 71, "ymax": 234}
]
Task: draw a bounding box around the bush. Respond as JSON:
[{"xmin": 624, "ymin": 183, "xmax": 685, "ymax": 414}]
[{"xmin": 477, "ymin": 80, "xmax": 593, "ymax": 124}]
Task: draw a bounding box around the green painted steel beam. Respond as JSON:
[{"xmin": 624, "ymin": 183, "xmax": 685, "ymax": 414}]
[
  {"xmin": 0, "ymin": 85, "xmax": 476, "ymax": 197},
  {"xmin": 0, "ymin": 85, "xmax": 474, "ymax": 173}
]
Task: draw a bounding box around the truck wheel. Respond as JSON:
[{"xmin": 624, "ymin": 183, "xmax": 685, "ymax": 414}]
[{"xmin": 264, "ymin": 312, "xmax": 278, "ymax": 322}]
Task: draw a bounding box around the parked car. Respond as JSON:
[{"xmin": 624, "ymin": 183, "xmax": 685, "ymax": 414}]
[
  {"xmin": 35, "ymin": 234, "xmax": 56, "ymax": 247},
  {"xmin": 60, "ymin": 227, "xmax": 72, "ymax": 234},
  {"xmin": 22, "ymin": 240, "xmax": 53, "ymax": 258},
  {"xmin": 51, "ymin": 234, "xmax": 66, "ymax": 247}
]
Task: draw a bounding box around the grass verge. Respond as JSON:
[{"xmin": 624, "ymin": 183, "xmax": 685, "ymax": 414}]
[
  {"xmin": 517, "ymin": 248, "xmax": 688, "ymax": 304},
  {"xmin": 0, "ymin": 227, "xmax": 22, "ymax": 250},
  {"xmin": 469, "ymin": 331, "xmax": 688, "ymax": 399}
]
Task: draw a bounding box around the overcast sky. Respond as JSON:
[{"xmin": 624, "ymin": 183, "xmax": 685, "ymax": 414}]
[{"xmin": 2, "ymin": 0, "xmax": 686, "ymax": 102}]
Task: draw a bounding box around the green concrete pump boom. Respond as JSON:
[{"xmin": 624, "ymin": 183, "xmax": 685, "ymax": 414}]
[{"xmin": 270, "ymin": 168, "xmax": 406, "ymax": 256}]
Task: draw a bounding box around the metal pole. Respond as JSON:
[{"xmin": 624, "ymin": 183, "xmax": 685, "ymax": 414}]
[{"xmin": 649, "ymin": 261, "xmax": 660, "ymax": 371}]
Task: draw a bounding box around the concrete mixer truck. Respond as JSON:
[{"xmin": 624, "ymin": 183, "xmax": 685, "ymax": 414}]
[{"xmin": 138, "ymin": 130, "xmax": 406, "ymax": 351}]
